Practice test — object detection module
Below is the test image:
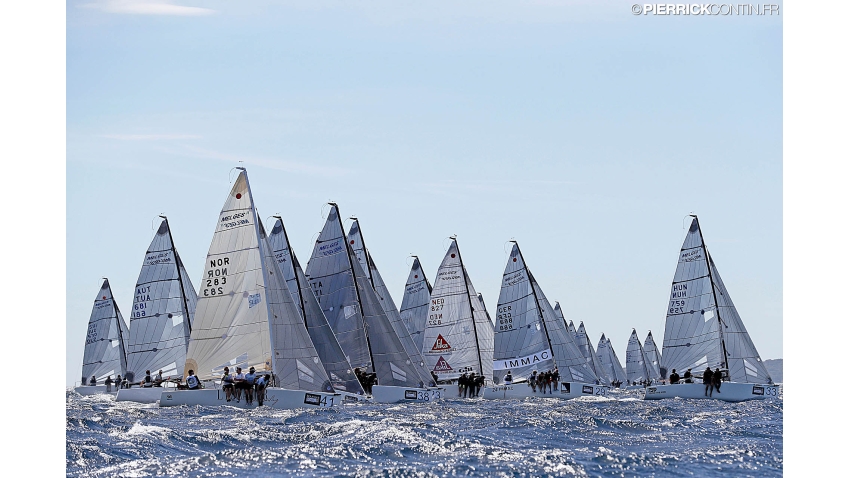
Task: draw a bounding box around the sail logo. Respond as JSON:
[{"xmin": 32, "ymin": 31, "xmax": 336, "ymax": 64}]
[
  {"xmin": 248, "ymin": 293, "xmax": 261, "ymax": 308},
  {"xmin": 431, "ymin": 334, "xmax": 451, "ymax": 352},
  {"xmin": 433, "ymin": 356, "xmax": 453, "ymax": 372},
  {"xmin": 493, "ymin": 349, "xmax": 552, "ymax": 370}
]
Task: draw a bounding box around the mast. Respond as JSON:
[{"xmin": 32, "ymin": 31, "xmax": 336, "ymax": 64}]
[
  {"xmin": 274, "ymin": 215, "xmax": 308, "ymax": 325},
  {"xmin": 694, "ymin": 215, "xmax": 730, "ymax": 372},
  {"xmin": 516, "ymin": 242, "xmax": 556, "ymax": 365},
  {"xmin": 161, "ymin": 215, "xmax": 193, "ymax": 335},
  {"xmin": 453, "ymin": 237, "xmax": 485, "ymax": 377},
  {"xmin": 333, "ymin": 204, "xmax": 377, "ymax": 372}
]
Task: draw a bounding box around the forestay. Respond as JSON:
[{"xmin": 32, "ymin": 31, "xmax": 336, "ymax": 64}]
[
  {"xmin": 305, "ymin": 204, "xmax": 425, "ymax": 388},
  {"xmin": 347, "ymin": 220, "xmax": 434, "ymax": 386},
  {"xmin": 421, "ymin": 238, "xmax": 494, "ymax": 382},
  {"xmin": 268, "ymin": 217, "xmax": 364, "ymax": 394},
  {"xmin": 183, "ymin": 169, "xmax": 333, "ymax": 393},
  {"xmin": 660, "ymin": 216, "xmax": 772, "ymax": 384},
  {"xmin": 399, "ymin": 256, "xmax": 432, "ymax": 353},
  {"xmin": 597, "ymin": 334, "xmax": 627, "ymax": 384},
  {"xmin": 125, "ymin": 218, "xmax": 197, "ymax": 383},
  {"xmin": 576, "ymin": 322, "xmax": 611, "ymax": 385},
  {"xmin": 81, "ymin": 279, "xmax": 129, "ymax": 384}
]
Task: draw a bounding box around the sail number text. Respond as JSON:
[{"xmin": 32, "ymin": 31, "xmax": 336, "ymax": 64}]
[
  {"xmin": 204, "ymin": 257, "xmax": 230, "ymax": 296},
  {"xmin": 497, "ymin": 305, "xmax": 514, "ymax": 331},
  {"xmin": 429, "ymin": 298, "xmax": 444, "ymax": 325},
  {"xmin": 132, "ymin": 285, "xmax": 152, "ymax": 318}
]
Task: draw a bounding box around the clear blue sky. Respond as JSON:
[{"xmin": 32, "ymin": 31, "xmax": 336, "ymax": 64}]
[{"xmin": 66, "ymin": 1, "xmax": 782, "ymax": 387}]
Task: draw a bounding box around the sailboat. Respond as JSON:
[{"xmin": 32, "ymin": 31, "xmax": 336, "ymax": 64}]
[
  {"xmin": 160, "ymin": 168, "xmax": 340, "ymax": 409},
  {"xmin": 421, "ymin": 237, "xmax": 494, "ymax": 389},
  {"xmin": 575, "ymin": 322, "xmax": 611, "ymax": 386},
  {"xmin": 399, "ymin": 256, "xmax": 432, "ymax": 354},
  {"xmin": 304, "ymin": 203, "xmax": 442, "ymax": 403},
  {"xmin": 347, "ymin": 218, "xmax": 435, "ymax": 388},
  {"xmin": 625, "ymin": 328, "xmax": 661, "ymax": 388},
  {"xmin": 596, "ymin": 334, "xmax": 627, "ymax": 387},
  {"xmin": 643, "ymin": 331, "xmax": 663, "ymax": 379},
  {"xmin": 483, "ymin": 242, "xmax": 607, "ymax": 400},
  {"xmin": 267, "ymin": 216, "xmax": 366, "ymax": 400},
  {"xmin": 75, "ymin": 279, "xmax": 128, "ymax": 396},
  {"xmin": 644, "ymin": 215, "xmax": 777, "ymax": 401},
  {"xmin": 116, "ymin": 217, "xmax": 198, "ymax": 403}
]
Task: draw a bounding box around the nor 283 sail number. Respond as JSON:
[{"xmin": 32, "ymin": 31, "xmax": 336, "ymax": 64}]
[{"xmin": 204, "ymin": 257, "xmax": 229, "ymax": 296}]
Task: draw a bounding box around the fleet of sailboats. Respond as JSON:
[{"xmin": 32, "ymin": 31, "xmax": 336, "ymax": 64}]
[{"xmin": 74, "ymin": 171, "xmax": 778, "ymax": 406}]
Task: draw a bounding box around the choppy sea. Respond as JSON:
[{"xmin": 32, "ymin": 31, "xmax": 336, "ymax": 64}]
[{"xmin": 66, "ymin": 387, "xmax": 782, "ymax": 477}]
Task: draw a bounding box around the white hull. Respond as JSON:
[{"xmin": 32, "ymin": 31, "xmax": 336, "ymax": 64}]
[
  {"xmin": 73, "ymin": 385, "xmax": 117, "ymax": 396},
  {"xmin": 643, "ymin": 382, "xmax": 779, "ymax": 402},
  {"xmin": 482, "ymin": 381, "xmax": 609, "ymax": 400},
  {"xmin": 370, "ymin": 385, "xmax": 445, "ymax": 403},
  {"xmin": 115, "ymin": 385, "xmax": 177, "ymax": 404},
  {"xmin": 158, "ymin": 388, "xmax": 342, "ymax": 409}
]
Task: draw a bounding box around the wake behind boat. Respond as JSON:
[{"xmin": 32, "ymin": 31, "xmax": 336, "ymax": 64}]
[
  {"xmin": 159, "ymin": 168, "xmax": 339, "ymax": 410},
  {"xmin": 644, "ymin": 216, "xmax": 777, "ymax": 402}
]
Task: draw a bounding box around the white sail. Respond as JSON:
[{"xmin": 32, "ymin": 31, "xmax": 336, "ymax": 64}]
[
  {"xmin": 81, "ymin": 279, "xmax": 128, "ymax": 384},
  {"xmin": 554, "ymin": 302, "xmax": 569, "ymax": 331},
  {"xmin": 660, "ymin": 216, "xmax": 772, "ymax": 384},
  {"xmin": 183, "ymin": 169, "xmax": 332, "ymax": 393},
  {"xmin": 267, "ymin": 217, "xmax": 365, "ymax": 394},
  {"xmin": 421, "ymin": 238, "xmax": 494, "ymax": 382},
  {"xmin": 477, "ymin": 293, "xmax": 495, "ymax": 332},
  {"xmin": 492, "ymin": 243, "xmax": 555, "ymax": 382},
  {"xmin": 125, "ymin": 218, "xmax": 197, "ymax": 383},
  {"xmin": 347, "ymin": 220, "xmax": 434, "ymax": 386},
  {"xmin": 305, "ymin": 204, "xmax": 425, "ymax": 387},
  {"xmin": 576, "ymin": 322, "xmax": 611, "ymax": 384},
  {"xmin": 626, "ymin": 329, "xmax": 652, "ymax": 384},
  {"xmin": 643, "ymin": 331, "xmax": 663, "ymax": 378},
  {"xmin": 399, "ymin": 256, "xmax": 432, "ymax": 353},
  {"xmin": 567, "ymin": 320, "xmax": 577, "ymax": 337},
  {"xmin": 597, "ymin": 334, "xmax": 627, "ymax": 384}
]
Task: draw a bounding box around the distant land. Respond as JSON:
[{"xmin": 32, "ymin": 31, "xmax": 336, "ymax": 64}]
[{"xmin": 764, "ymin": 359, "xmax": 783, "ymax": 383}]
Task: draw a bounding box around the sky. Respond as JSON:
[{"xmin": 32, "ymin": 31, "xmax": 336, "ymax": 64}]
[{"xmin": 65, "ymin": 0, "xmax": 783, "ymax": 387}]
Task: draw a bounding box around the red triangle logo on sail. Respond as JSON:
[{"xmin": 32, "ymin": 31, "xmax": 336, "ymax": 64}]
[
  {"xmin": 431, "ymin": 334, "xmax": 452, "ymax": 351},
  {"xmin": 433, "ymin": 356, "xmax": 453, "ymax": 372}
]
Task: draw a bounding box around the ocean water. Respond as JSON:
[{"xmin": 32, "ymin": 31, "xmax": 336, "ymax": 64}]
[{"xmin": 66, "ymin": 388, "xmax": 782, "ymax": 477}]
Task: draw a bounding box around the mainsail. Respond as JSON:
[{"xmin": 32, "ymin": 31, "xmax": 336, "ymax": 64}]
[
  {"xmin": 421, "ymin": 238, "xmax": 494, "ymax": 382},
  {"xmin": 81, "ymin": 279, "xmax": 128, "ymax": 384},
  {"xmin": 597, "ymin": 334, "xmax": 627, "ymax": 384},
  {"xmin": 399, "ymin": 256, "xmax": 432, "ymax": 353},
  {"xmin": 183, "ymin": 169, "xmax": 332, "ymax": 393},
  {"xmin": 268, "ymin": 217, "xmax": 364, "ymax": 394},
  {"xmin": 476, "ymin": 293, "xmax": 495, "ymax": 332},
  {"xmin": 576, "ymin": 322, "xmax": 610, "ymax": 384},
  {"xmin": 567, "ymin": 320, "xmax": 577, "ymax": 337},
  {"xmin": 626, "ymin": 328, "xmax": 656, "ymax": 384},
  {"xmin": 643, "ymin": 331, "xmax": 663, "ymax": 378},
  {"xmin": 660, "ymin": 216, "xmax": 772, "ymax": 384},
  {"xmin": 554, "ymin": 302, "xmax": 570, "ymax": 332},
  {"xmin": 125, "ymin": 218, "xmax": 198, "ymax": 383},
  {"xmin": 305, "ymin": 203, "xmax": 425, "ymax": 388},
  {"xmin": 347, "ymin": 219, "xmax": 434, "ymax": 385}
]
